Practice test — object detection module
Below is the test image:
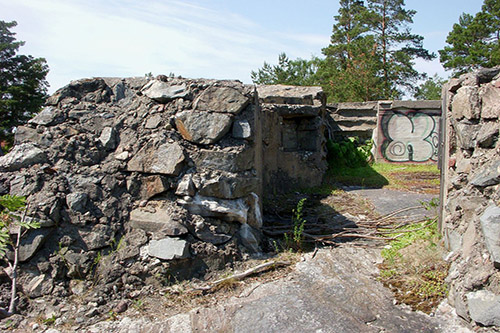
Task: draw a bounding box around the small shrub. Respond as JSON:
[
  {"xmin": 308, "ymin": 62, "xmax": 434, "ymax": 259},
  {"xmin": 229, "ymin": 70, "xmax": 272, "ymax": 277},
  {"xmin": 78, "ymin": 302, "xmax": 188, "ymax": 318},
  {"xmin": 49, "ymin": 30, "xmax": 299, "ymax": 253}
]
[
  {"xmin": 284, "ymin": 198, "xmax": 307, "ymax": 252},
  {"xmin": 326, "ymin": 137, "xmax": 373, "ymax": 169},
  {"xmin": 0, "ymin": 195, "xmax": 41, "ymax": 314}
]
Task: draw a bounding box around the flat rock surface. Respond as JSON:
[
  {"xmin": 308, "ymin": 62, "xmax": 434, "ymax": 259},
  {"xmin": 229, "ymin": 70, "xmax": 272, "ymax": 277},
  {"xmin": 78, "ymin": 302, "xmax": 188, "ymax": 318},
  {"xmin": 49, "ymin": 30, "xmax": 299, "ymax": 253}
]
[
  {"xmin": 343, "ymin": 187, "xmax": 438, "ymax": 220},
  {"xmin": 86, "ymin": 246, "xmax": 468, "ymax": 333}
]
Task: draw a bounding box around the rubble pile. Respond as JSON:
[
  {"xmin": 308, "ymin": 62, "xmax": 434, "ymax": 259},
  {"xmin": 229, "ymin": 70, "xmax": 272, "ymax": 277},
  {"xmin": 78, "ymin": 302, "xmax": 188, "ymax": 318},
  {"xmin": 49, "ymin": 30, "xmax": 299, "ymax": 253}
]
[{"xmin": 0, "ymin": 76, "xmax": 326, "ymax": 320}]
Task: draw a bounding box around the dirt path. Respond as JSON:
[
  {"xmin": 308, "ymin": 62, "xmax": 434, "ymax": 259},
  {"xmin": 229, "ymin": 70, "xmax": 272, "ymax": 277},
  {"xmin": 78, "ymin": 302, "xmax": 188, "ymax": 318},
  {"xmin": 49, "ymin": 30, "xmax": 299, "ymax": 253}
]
[{"xmin": 344, "ymin": 186, "xmax": 438, "ymax": 221}]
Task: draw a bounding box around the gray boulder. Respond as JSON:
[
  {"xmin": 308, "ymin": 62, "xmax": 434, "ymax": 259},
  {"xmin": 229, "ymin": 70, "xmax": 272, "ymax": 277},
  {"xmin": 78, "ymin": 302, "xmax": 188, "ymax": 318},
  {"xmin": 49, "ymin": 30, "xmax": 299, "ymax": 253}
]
[
  {"xmin": 28, "ymin": 106, "xmax": 65, "ymax": 126},
  {"xmin": 470, "ymin": 160, "xmax": 500, "ymax": 187},
  {"xmin": 141, "ymin": 80, "xmax": 187, "ymax": 102},
  {"xmin": 188, "ymin": 215, "xmax": 234, "ymax": 245},
  {"xmin": 148, "ymin": 238, "xmax": 190, "ymax": 260},
  {"xmin": 175, "ymin": 111, "xmax": 233, "ymax": 145},
  {"xmin": 0, "ymin": 143, "xmax": 47, "ymax": 171},
  {"xmin": 66, "ymin": 192, "xmax": 89, "ymax": 213},
  {"xmin": 181, "ymin": 194, "xmax": 248, "ymax": 224},
  {"xmin": 194, "ymin": 86, "xmax": 249, "ymax": 114},
  {"xmin": 232, "ymin": 119, "xmax": 252, "ymax": 139},
  {"xmin": 127, "ymin": 141, "xmax": 185, "ymax": 176},
  {"xmin": 99, "ymin": 127, "xmax": 117, "ymax": 150},
  {"xmin": 480, "ymin": 84, "xmax": 500, "ymax": 119},
  {"xmin": 467, "ymin": 290, "xmax": 500, "ymax": 326},
  {"xmin": 480, "ymin": 205, "xmax": 500, "ymax": 267},
  {"xmin": 239, "ymin": 224, "xmax": 261, "ymax": 253},
  {"xmin": 452, "ymin": 86, "xmax": 480, "ymax": 120},
  {"xmin": 25, "ymin": 274, "xmax": 54, "ymax": 298},
  {"xmin": 129, "ymin": 208, "xmax": 188, "ymax": 236}
]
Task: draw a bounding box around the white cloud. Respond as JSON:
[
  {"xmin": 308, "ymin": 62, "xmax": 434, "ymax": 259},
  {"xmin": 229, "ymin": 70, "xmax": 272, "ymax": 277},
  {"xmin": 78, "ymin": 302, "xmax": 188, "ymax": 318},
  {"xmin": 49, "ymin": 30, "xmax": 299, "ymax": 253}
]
[{"xmin": 2, "ymin": 0, "xmax": 318, "ymax": 92}]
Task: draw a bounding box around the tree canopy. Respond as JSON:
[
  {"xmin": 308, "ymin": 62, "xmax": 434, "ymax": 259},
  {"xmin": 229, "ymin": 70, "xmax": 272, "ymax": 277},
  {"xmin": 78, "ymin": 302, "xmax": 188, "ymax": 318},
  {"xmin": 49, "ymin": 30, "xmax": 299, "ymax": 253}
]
[
  {"xmin": 439, "ymin": 0, "xmax": 500, "ymax": 76},
  {"xmin": 250, "ymin": 53, "xmax": 320, "ymax": 86},
  {"xmin": 0, "ymin": 20, "xmax": 49, "ymax": 148},
  {"xmin": 413, "ymin": 74, "xmax": 446, "ymax": 100},
  {"xmin": 251, "ymin": 0, "xmax": 434, "ymax": 102}
]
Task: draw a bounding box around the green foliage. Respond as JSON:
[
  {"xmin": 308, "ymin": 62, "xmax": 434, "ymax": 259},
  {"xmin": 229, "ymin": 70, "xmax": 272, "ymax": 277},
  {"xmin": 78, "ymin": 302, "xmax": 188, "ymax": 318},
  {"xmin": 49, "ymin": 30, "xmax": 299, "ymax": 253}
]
[
  {"xmin": 379, "ymin": 217, "xmax": 449, "ymax": 312},
  {"xmin": 439, "ymin": 0, "xmax": 500, "ymax": 76},
  {"xmin": 413, "ymin": 74, "xmax": 447, "ymax": 100},
  {"xmin": 252, "ymin": 0, "xmax": 433, "ymax": 102},
  {"xmin": 319, "ymin": 0, "xmax": 385, "ymax": 102},
  {"xmin": 0, "ymin": 21, "xmax": 49, "ymax": 148},
  {"xmin": 0, "ymin": 195, "xmax": 39, "ymax": 257},
  {"xmin": 251, "ymin": 53, "xmax": 320, "ymax": 86},
  {"xmin": 381, "ymin": 219, "xmax": 439, "ymax": 264},
  {"xmin": 284, "ymin": 198, "xmax": 307, "ymax": 252},
  {"xmin": 365, "ymin": 0, "xmax": 435, "ymax": 98},
  {"xmin": 327, "ymin": 137, "xmax": 373, "ymax": 169}
]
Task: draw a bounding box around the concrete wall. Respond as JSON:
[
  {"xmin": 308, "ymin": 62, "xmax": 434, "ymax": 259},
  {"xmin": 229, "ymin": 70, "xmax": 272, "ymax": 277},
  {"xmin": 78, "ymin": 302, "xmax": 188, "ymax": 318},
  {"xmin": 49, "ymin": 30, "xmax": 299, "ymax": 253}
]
[
  {"xmin": 327, "ymin": 100, "xmax": 441, "ymax": 164},
  {"xmin": 327, "ymin": 102, "xmax": 378, "ymax": 141},
  {"xmin": 258, "ymin": 85, "xmax": 327, "ymax": 197},
  {"xmin": 440, "ymin": 67, "xmax": 500, "ymax": 328},
  {"xmin": 374, "ymin": 101, "xmax": 441, "ymax": 163}
]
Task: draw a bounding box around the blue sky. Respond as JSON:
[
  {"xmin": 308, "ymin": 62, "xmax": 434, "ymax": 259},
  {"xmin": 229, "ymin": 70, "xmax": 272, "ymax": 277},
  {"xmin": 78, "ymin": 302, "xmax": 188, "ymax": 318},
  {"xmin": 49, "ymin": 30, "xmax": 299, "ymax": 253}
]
[{"xmin": 1, "ymin": 0, "xmax": 484, "ymax": 93}]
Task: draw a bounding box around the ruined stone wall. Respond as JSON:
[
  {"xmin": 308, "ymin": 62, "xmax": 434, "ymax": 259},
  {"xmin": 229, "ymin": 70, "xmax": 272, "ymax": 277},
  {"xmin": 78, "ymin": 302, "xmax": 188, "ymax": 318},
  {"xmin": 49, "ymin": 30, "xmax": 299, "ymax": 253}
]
[
  {"xmin": 0, "ymin": 77, "xmax": 326, "ymax": 304},
  {"xmin": 440, "ymin": 67, "xmax": 500, "ymax": 327},
  {"xmin": 258, "ymin": 85, "xmax": 327, "ymax": 196},
  {"xmin": 327, "ymin": 102, "xmax": 378, "ymax": 141}
]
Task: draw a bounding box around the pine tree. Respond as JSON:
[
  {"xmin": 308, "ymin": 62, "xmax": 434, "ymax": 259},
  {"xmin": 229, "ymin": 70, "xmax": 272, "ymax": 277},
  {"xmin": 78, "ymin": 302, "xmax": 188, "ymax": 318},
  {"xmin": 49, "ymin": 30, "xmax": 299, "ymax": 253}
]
[
  {"xmin": 0, "ymin": 21, "xmax": 49, "ymax": 148},
  {"xmin": 366, "ymin": 0, "xmax": 435, "ymax": 98},
  {"xmin": 413, "ymin": 74, "xmax": 447, "ymax": 100},
  {"xmin": 250, "ymin": 53, "xmax": 319, "ymax": 86},
  {"xmin": 439, "ymin": 0, "xmax": 500, "ymax": 76},
  {"xmin": 319, "ymin": 0, "xmax": 384, "ymax": 102}
]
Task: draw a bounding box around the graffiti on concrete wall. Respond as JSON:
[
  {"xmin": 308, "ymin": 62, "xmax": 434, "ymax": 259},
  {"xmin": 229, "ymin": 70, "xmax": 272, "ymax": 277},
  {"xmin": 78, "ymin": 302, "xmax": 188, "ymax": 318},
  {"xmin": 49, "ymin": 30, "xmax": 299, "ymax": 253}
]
[{"xmin": 379, "ymin": 110, "xmax": 439, "ymax": 163}]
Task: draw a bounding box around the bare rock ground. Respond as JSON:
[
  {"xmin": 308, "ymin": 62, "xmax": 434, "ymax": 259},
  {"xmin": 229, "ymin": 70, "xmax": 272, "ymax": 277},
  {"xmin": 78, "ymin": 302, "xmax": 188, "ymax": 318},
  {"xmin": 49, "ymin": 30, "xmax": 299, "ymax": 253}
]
[{"xmin": 80, "ymin": 246, "xmax": 468, "ymax": 333}]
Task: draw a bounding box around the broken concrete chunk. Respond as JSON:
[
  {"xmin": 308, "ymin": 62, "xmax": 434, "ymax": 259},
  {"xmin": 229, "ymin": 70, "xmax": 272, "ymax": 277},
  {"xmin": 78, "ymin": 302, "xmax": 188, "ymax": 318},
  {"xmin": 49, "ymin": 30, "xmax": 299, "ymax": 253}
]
[
  {"xmin": 148, "ymin": 238, "xmax": 190, "ymax": 260},
  {"xmin": 480, "ymin": 205, "xmax": 500, "ymax": 267},
  {"xmin": 232, "ymin": 119, "xmax": 252, "ymax": 139},
  {"xmin": 239, "ymin": 223, "xmax": 261, "ymax": 253},
  {"xmin": 470, "ymin": 160, "xmax": 500, "ymax": 187},
  {"xmin": 66, "ymin": 192, "xmax": 89, "ymax": 213},
  {"xmin": 129, "ymin": 208, "xmax": 188, "ymax": 236},
  {"xmin": 29, "ymin": 106, "xmax": 65, "ymax": 126},
  {"xmin": 181, "ymin": 194, "xmax": 248, "ymax": 224},
  {"xmin": 194, "ymin": 86, "xmax": 249, "ymax": 114},
  {"xmin": 176, "ymin": 174, "xmax": 196, "ymax": 196},
  {"xmin": 141, "ymin": 80, "xmax": 187, "ymax": 102},
  {"xmin": 175, "ymin": 111, "xmax": 233, "ymax": 145},
  {"xmin": 466, "ymin": 290, "xmax": 500, "ymax": 327},
  {"xmin": 127, "ymin": 142, "xmax": 185, "ymax": 176},
  {"xmin": 0, "ymin": 143, "xmax": 47, "ymax": 171},
  {"xmin": 145, "ymin": 114, "xmax": 162, "ymax": 129},
  {"xmin": 99, "ymin": 127, "xmax": 117, "ymax": 151}
]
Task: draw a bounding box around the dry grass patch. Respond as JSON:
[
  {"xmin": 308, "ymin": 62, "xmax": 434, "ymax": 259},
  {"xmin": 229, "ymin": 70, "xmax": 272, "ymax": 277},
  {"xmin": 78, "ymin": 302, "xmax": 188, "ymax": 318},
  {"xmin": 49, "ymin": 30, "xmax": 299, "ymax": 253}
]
[{"xmin": 378, "ymin": 219, "xmax": 449, "ymax": 314}]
